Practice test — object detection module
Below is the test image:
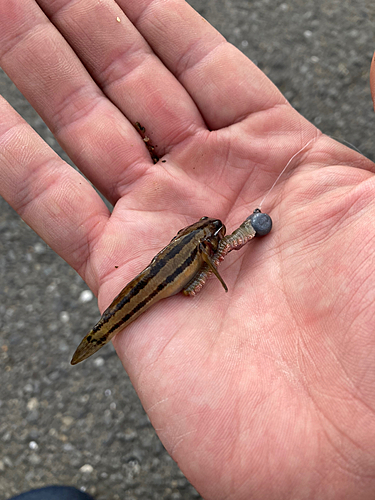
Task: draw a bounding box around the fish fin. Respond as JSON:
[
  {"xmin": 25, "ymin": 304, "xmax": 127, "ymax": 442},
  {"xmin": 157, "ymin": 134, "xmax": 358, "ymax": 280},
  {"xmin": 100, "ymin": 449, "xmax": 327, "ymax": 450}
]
[
  {"xmin": 199, "ymin": 243, "xmax": 228, "ymax": 292},
  {"xmin": 70, "ymin": 325, "xmax": 110, "ymax": 365}
]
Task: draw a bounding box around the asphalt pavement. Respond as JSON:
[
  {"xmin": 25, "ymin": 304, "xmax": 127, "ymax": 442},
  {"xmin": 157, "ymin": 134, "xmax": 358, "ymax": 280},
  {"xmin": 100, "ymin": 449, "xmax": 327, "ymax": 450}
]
[{"xmin": 0, "ymin": 0, "xmax": 374, "ymax": 499}]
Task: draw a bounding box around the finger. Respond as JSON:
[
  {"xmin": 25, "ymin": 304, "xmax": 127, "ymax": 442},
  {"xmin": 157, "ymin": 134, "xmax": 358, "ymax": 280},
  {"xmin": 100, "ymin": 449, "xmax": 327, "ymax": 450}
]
[
  {"xmin": 0, "ymin": 0, "xmax": 152, "ymax": 204},
  {"xmin": 33, "ymin": 0, "xmax": 204, "ymax": 155},
  {"xmin": 371, "ymin": 51, "xmax": 375, "ymax": 111},
  {"xmin": 0, "ymin": 96, "xmax": 109, "ymax": 289},
  {"xmin": 119, "ymin": 0, "xmax": 285, "ymax": 129}
]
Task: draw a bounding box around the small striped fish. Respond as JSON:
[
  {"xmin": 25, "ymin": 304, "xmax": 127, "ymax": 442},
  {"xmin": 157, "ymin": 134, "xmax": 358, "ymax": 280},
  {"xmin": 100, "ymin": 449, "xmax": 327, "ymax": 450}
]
[{"xmin": 71, "ymin": 217, "xmax": 227, "ymax": 364}]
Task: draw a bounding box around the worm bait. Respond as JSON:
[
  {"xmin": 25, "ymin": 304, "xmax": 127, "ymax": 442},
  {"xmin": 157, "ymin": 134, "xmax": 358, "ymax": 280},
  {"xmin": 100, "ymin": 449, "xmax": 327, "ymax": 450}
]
[
  {"xmin": 183, "ymin": 209, "xmax": 272, "ymax": 296},
  {"xmin": 71, "ymin": 210, "xmax": 272, "ymax": 365}
]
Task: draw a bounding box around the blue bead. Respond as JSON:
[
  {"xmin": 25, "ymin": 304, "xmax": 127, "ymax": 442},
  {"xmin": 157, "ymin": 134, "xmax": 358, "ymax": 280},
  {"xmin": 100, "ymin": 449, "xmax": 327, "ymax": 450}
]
[{"xmin": 247, "ymin": 210, "xmax": 272, "ymax": 236}]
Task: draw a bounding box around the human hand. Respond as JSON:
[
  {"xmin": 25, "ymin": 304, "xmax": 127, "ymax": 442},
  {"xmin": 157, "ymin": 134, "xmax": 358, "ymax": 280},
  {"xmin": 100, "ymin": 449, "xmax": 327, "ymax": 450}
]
[
  {"xmin": 1, "ymin": 1, "xmax": 375, "ymax": 498},
  {"xmin": 371, "ymin": 51, "xmax": 375, "ymax": 109}
]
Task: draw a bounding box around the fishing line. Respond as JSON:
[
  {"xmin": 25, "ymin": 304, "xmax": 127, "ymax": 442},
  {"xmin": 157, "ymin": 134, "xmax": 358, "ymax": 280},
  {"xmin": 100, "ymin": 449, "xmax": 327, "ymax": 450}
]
[
  {"xmin": 258, "ymin": 136, "xmax": 318, "ymax": 211},
  {"xmin": 258, "ymin": 133, "xmax": 363, "ymax": 211}
]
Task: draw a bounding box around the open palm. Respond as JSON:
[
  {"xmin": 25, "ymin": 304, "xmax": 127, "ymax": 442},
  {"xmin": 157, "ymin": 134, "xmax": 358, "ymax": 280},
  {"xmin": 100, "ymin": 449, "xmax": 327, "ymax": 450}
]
[{"xmin": 1, "ymin": 1, "xmax": 375, "ymax": 499}]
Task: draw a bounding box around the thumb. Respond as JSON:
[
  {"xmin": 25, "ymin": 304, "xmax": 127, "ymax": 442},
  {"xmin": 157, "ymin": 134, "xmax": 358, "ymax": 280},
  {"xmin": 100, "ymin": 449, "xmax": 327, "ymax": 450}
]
[{"xmin": 370, "ymin": 52, "xmax": 375, "ymax": 111}]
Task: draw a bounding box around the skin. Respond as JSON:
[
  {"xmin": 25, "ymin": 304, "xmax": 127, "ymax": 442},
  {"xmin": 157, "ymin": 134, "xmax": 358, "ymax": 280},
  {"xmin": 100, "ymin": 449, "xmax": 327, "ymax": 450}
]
[
  {"xmin": 0, "ymin": 1, "xmax": 375, "ymax": 499},
  {"xmin": 371, "ymin": 51, "xmax": 375, "ymax": 110}
]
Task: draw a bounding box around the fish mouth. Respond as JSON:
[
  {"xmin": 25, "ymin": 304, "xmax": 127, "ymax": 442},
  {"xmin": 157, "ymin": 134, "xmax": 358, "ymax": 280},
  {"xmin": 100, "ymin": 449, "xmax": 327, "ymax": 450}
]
[
  {"xmin": 214, "ymin": 225, "xmax": 226, "ymax": 239},
  {"xmin": 213, "ymin": 222, "xmax": 226, "ymax": 238}
]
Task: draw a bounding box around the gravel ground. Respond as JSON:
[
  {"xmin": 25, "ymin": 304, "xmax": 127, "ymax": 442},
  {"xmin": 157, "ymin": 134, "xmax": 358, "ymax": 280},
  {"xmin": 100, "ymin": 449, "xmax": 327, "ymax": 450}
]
[{"xmin": 0, "ymin": 1, "xmax": 374, "ymax": 499}]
